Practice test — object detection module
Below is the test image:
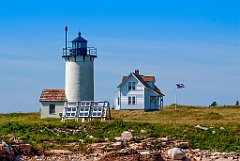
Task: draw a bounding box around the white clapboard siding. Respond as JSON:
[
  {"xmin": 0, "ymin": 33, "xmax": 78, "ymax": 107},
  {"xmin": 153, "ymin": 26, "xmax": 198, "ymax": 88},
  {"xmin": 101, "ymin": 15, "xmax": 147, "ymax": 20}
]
[
  {"xmin": 114, "ymin": 90, "xmax": 120, "ymax": 110},
  {"xmin": 115, "ymin": 73, "xmax": 145, "ymax": 110}
]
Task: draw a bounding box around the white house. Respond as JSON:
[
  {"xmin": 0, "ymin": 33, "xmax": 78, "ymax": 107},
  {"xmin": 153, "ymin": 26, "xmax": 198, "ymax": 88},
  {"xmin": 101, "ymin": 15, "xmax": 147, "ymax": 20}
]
[{"xmin": 114, "ymin": 70, "xmax": 164, "ymax": 111}]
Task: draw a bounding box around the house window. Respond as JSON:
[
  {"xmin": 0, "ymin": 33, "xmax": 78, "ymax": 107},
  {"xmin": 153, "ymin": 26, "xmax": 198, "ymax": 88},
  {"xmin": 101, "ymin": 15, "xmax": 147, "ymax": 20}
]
[
  {"xmin": 132, "ymin": 96, "xmax": 136, "ymax": 105},
  {"xmin": 132, "ymin": 82, "xmax": 136, "ymax": 90},
  {"xmin": 49, "ymin": 104, "xmax": 55, "ymax": 114},
  {"xmin": 117, "ymin": 97, "xmax": 120, "ymax": 105},
  {"xmin": 128, "ymin": 82, "xmax": 136, "ymax": 90},
  {"xmin": 128, "ymin": 97, "xmax": 131, "ymax": 105},
  {"xmin": 128, "ymin": 96, "xmax": 136, "ymax": 105},
  {"xmin": 128, "ymin": 82, "xmax": 131, "ymax": 90}
]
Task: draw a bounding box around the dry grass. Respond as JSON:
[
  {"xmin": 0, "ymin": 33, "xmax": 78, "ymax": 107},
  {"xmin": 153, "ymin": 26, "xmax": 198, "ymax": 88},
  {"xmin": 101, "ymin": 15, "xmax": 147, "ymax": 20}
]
[
  {"xmin": 1, "ymin": 105, "xmax": 239, "ymax": 126},
  {"xmin": 0, "ymin": 113, "xmax": 40, "ymax": 123},
  {"xmin": 111, "ymin": 105, "xmax": 240, "ymax": 125}
]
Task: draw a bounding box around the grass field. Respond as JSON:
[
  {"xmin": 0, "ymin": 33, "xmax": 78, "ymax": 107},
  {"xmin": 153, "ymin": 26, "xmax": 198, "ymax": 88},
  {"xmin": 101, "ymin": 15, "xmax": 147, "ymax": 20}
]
[
  {"xmin": 111, "ymin": 104, "xmax": 240, "ymax": 125},
  {"xmin": 0, "ymin": 105, "xmax": 239, "ymax": 152}
]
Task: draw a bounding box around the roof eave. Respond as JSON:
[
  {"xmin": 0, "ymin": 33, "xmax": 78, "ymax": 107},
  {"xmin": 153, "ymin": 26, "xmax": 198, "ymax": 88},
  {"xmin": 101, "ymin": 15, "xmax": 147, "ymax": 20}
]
[
  {"xmin": 39, "ymin": 100, "xmax": 67, "ymax": 102},
  {"xmin": 117, "ymin": 72, "xmax": 134, "ymax": 88}
]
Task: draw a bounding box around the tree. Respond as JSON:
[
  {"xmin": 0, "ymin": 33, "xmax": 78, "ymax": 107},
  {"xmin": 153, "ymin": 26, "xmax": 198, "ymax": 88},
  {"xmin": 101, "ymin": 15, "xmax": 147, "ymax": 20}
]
[
  {"xmin": 235, "ymin": 101, "xmax": 239, "ymax": 106},
  {"xmin": 211, "ymin": 101, "xmax": 218, "ymax": 107}
]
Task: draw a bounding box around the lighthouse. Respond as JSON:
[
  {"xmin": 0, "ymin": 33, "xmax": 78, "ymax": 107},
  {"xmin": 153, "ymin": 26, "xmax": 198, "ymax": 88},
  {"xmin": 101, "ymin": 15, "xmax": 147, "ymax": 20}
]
[
  {"xmin": 39, "ymin": 27, "xmax": 111, "ymax": 120},
  {"xmin": 62, "ymin": 26, "xmax": 97, "ymax": 103}
]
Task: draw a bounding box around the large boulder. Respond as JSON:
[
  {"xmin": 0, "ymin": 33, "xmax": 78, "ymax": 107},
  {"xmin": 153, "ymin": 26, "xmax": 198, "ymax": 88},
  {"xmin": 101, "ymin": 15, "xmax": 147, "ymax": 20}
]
[
  {"xmin": 167, "ymin": 148, "xmax": 186, "ymax": 160},
  {"xmin": 0, "ymin": 141, "xmax": 15, "ymax": 160},
  {"xmin": 121, "ymin": 131, "xmax": 133, "ymax": 141}
]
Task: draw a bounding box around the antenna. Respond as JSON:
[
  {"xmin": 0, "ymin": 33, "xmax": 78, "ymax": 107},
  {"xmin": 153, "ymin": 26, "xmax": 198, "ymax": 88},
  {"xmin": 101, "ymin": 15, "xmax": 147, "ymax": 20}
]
[{"xmin": 65, "ymin": 26, "xmax": 68, "ymax": 55}]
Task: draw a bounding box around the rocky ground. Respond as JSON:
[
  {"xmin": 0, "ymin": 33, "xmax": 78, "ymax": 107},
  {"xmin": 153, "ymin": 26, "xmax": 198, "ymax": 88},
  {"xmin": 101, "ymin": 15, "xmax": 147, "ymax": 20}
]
[{"xmin": 0, "ymin": 131, "xmax": 239, "ymax": 161}]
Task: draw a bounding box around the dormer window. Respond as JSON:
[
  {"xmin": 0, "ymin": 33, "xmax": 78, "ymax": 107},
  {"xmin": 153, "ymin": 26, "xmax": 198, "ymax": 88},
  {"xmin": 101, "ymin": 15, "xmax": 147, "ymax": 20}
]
[
  {"xmin": 132, "ymin": 82, "xmax": 136, "ymax": 90},
  {"xmin": 128, "ymin": 82, "xmax": 136, "ymax": 90},
  {"xmin": 128, "ymin": 82, "xmax": 131, "ymax": 90}
]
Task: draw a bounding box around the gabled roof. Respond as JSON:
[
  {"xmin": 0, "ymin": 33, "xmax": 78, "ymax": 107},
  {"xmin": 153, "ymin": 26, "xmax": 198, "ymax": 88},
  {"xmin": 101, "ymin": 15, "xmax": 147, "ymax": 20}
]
[
  {"xmin": 153, "ymin": 85, "xmax": 163, "ymax": 96},
  {"xmin": 119, "ymin": 70, "xmax": 164, "ymax": 96},
  {"xmin": 39, "ymin": 89, "xmax": 67, "ymax": 102}
]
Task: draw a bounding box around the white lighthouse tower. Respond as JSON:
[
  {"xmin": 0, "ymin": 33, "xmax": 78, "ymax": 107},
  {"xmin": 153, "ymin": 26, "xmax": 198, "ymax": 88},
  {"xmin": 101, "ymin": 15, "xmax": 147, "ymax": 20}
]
[
  {"xmin": 62, "ymin": 26, "xmax": 97, "ymax": 103},
  {"xmin": 40, "ymin": 27, "xmax": 111, "ymax": 120}
]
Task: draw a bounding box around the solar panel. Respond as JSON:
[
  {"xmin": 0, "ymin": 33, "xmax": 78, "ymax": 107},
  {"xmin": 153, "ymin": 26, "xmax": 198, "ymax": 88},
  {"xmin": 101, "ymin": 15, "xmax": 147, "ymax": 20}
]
[
  {"xmin": 65, "ymin": 106, "xmax": 77, "ymax": 118},
  {"xmin": 62, "ymin": 101, "xmax": 111, "ymax": 122}
]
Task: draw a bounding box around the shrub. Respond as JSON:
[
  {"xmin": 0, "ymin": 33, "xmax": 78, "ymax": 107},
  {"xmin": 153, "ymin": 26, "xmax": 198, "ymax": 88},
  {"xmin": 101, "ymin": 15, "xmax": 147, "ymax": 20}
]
[
  {"xmin": 211, "ymin": 101, "xmax": 218, "ymax": 107},
  {"xmin": 235, "ymin": 101, "xmax": 239, "ymax": 106}
]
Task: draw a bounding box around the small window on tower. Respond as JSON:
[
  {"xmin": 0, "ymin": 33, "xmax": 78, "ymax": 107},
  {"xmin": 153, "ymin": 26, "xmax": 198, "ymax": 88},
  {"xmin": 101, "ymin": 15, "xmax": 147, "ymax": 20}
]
[{"xmin": 49, "ymin": 104, "xmax": 55, "ymax": 115}]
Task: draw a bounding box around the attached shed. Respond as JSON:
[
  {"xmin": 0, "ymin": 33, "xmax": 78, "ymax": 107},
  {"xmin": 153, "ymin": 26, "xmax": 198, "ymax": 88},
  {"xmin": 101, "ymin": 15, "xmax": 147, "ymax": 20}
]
[{"xmin": 39, "ymin": 89, "xmax": 67, "ymax": 118}]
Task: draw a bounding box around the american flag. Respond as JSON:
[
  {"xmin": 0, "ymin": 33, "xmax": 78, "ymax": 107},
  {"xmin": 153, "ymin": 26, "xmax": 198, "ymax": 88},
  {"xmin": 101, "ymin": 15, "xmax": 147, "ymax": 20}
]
[{"xmin": 176, "ymin": 84, "xmax": 185, "ymax": 89}]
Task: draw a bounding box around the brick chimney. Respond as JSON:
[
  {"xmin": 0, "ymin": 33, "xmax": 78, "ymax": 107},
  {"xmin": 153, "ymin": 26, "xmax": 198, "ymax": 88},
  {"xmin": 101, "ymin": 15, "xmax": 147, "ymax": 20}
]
[{"xmin": 135, "ymin": 70, "xmax": 139, "ymax": 75}]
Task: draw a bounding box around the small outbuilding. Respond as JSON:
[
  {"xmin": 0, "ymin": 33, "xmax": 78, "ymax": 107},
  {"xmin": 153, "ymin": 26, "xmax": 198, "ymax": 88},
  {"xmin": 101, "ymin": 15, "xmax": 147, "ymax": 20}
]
[
  {"xmin": 114, "ymin": 70, "xmax": 164, "ymax": 111},
  {"xmin": 39, "ymin": 89, "xmax": 67, "ymax": 118}
]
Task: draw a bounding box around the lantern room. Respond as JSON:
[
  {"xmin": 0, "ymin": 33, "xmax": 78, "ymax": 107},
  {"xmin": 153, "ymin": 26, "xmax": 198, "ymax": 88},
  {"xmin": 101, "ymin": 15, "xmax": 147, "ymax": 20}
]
[
  {"xmin": 72, "ymin": 32, "xmax": 87, "ymax": 56},
  {"xmin": 62, "ymin": 28, "xmax": 97, "ymax": 59}
]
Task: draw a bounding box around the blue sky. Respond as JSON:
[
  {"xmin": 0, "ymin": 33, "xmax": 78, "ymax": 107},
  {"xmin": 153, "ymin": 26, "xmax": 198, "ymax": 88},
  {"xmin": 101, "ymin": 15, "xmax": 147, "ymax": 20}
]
[{"xmin": 0, "ymin": 1, "xmax": 239, "ymax": 113}]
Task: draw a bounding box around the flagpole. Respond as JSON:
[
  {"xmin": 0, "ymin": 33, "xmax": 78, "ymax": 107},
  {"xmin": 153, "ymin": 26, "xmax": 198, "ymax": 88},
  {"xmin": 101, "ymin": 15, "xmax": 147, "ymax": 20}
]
[{"xmin": 175, "ymin": 84, "xmax": 185, "ymax": 110}]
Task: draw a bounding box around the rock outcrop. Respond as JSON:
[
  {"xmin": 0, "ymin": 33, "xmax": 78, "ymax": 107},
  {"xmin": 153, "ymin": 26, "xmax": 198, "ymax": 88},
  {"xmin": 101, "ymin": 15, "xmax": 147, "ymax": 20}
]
[
  {"xmin": 0, "ymin": 141, "xmax": 15, "ymax": 161},
  {"xmin": 1, "ymin": 131, "xmax": 239, "ymax": 161}
]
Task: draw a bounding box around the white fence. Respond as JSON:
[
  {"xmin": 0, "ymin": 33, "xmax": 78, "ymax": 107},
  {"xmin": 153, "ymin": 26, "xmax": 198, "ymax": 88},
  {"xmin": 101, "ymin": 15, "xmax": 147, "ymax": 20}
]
[{"xmin": 61, "ymin": 101, "xmax": 111, "ymax": 122}]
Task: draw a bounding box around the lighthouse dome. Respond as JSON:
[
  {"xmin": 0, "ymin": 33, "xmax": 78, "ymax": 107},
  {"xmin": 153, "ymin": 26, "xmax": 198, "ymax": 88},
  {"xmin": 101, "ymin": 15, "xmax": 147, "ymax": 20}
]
[{"xmin": 72, "ymin": 32, "xmax": 87, "ymax": 43}]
